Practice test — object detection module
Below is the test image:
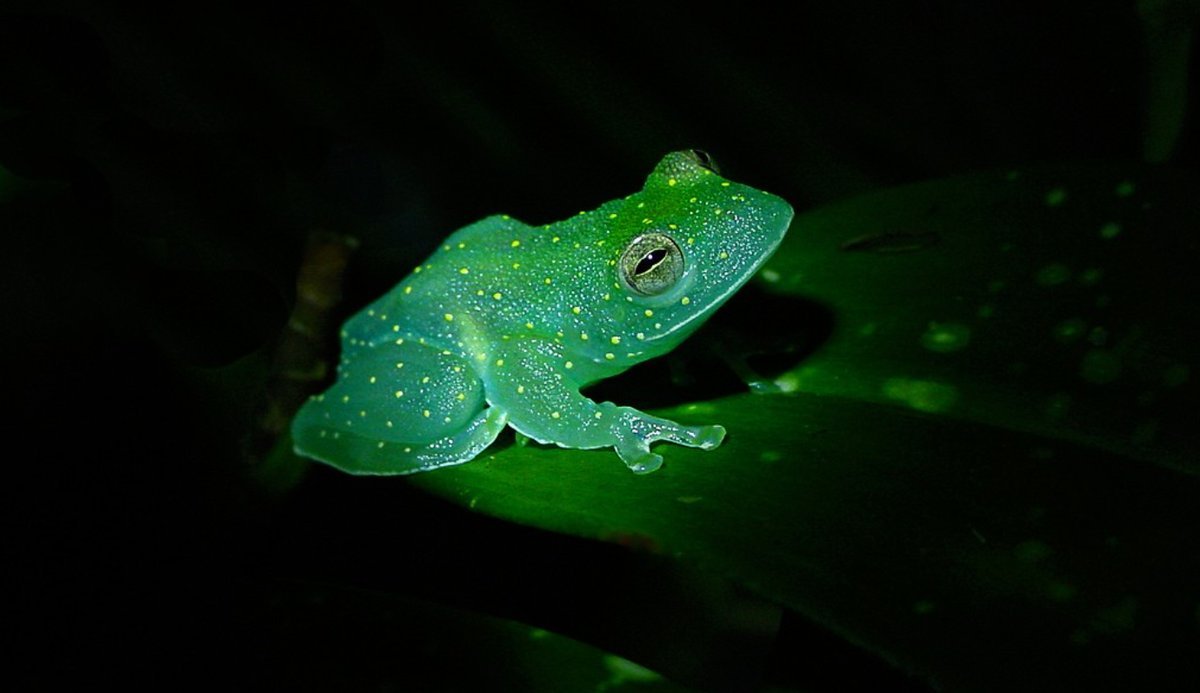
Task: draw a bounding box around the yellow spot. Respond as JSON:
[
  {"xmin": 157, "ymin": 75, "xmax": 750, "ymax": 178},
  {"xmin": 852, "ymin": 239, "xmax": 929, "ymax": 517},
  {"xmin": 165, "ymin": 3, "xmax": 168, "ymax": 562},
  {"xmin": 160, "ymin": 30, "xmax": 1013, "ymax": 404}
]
[
  {"xmin": 423, "ymin": 410, "xmax": 431, "ymax": 418},
  {"xmin": 441, "ymin": 350, "xmax": 452, "ymax": 356},
  {"xmin": 565, "ymin": 361, "xmax": 574, "ymax": 369},
  {"xmin": 501, "ymin": 214, "xmax": 511, "ymax": 220},
  {"xmin": 511, "ymin": 239, "xmax": 521, "ymax": 248},
  {"xmin": 721, "ymin": 181, "xmax": 730, "ymax": 187},
  {"xmin": 551, "ymin": 411, "xmax": 561, "ymax": 419},
  {"xmin": 459, "ymin": 267, "xmax": 469, "ymax": 274},
  {"xmin": 475, "ymin": 289, "xmax": 484, "ymax": 296},
  {"xmin": 602, "ymin": 293, "xmax": 611, "ymax": 301},
  {"xmin": 718, "ymin": 251, "xmax": 729, "ymax": 260},
  {"xmin": 594, "ymin": 412, "xmax": 603, "ymax": 419},
  {"xmin": 636, "ymin": 332, "xmax": 645, "ymax": 340},
  {"xmin": 492, "ymin": 292, "xmax": 502, "ymax": 300},
  {"xmin": 495, "ymin": 359, "xmax": 505, "ymax": 366},
  {"xmin": 414, "ymin": 266, "xmax": 422, "ymax": 273},
  {"xmin": 394, "ymin": 390, "xmax": 404, "ymax": 398},
  {"xmin": 392, "ymin": 324, "xmax": 400, "ymax": 332},
  {"xmin": 681, "ymin": 296, "xmax": 691, "ymax": 305},
  {"xmin": 555, "ymin": 331, "xmax": 564, "ymax": 338},
  {"xmin": 517, "ymin": 385, "xmax": 526, "ymax": 394},
  {"xmin": 452, "ymin": 366, "xmax": 461, "ymax": 372},
  {"xmin": 552, "ymin": 236, "xmax": 561, "ymax": 243},
  {"xmin": 404, "ymin": 446, "xmax": 411, "ymax": 453},
  {"xmin": 608, "ymin": 213, "xmax": 618, "ymax": 219},
  {"xmin": 668, "ymin": 178, "xmax": 677, "ymax": 186},
  {"xmin": 580, "ymin": 332, "xmax": 589, "ymax": 340},
  {"xmin": 512, "ymin": 262, "xmax": 521, "ymax": 269},
  {"xmin": 572, "ymin": 306, "xmax": 582, "ymax": 314},
  {"xmin": 525, "ymin": 321, "xmax": 534, "ymax": 329},
  {"xmin": 341, "ymin": 395, "xmax": 350, "ymax": 403},
  {"xmin": 668, "ymin": 223, "xmax": 678, "ymax": 230},
  {"xmin": 642, "ymin": 217, "xmax": 653, "ymax": 224},
  {"xmin": 643, "ymin": 309, "xmax": 653, "ymax": 317},
  {"xmin": 404, "ymin": 286, "xmax": 413, "ymax": 294},
  {"xmin": 456, "ymin": 392, "xmax": 466, "ymax": 401},
  {"xmin": 687, "ymin": 237, "xmax": 695, "ymax": 245},
  {"xmin": 610, "ymin": 336, "xmax": 621, "ymax": 344},
  {"xmin": 544, "ymin": 277, "xmax": 552, "ymax": 285},
  {"xmin": 444, "ymin": 313, "xmax": 454, "ymax": 322},
  {"xmin": 605, "ymin": 353, "xmax": 615, "ymax": 360},
  {"xmin": 386, "ymin": 420, "xmax": 394, "ymax": 428},
  {"xmin": 359, "ymin": 410, "xmax": 367, "ymax": 417},
  {"xmin": 396, "ymin": 362, "xmax": 405, "ymax": 368},
  {"xmin": 422, "ymin": 376, "xmax": 430, "ymax": 384},
  {"xmin": 369, "ymin": 376, "xmax": 377, "ymax": 384},
  {"xmin": 689, "ymin": 197, "xmax": 697, "ymax": 203}
]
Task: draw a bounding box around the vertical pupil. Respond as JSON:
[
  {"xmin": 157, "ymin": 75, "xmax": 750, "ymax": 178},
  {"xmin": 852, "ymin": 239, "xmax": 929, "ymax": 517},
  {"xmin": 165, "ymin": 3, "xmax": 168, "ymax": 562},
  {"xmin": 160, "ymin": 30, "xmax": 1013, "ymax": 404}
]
[{"xmin": 635, "ymin": 248, "xmax": 667, "ymax": 275}]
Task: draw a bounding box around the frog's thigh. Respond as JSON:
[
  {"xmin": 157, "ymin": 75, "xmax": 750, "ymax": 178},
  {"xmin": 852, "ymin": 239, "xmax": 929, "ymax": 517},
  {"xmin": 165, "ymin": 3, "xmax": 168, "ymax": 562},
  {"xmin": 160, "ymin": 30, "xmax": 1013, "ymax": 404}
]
[
  {"xmin": 292, "ymin": 341, "xmax": 508, "ymax": 474},
  {"xmin": 486, "ymin": 345, "xmax": 725, "ymax": 473}
]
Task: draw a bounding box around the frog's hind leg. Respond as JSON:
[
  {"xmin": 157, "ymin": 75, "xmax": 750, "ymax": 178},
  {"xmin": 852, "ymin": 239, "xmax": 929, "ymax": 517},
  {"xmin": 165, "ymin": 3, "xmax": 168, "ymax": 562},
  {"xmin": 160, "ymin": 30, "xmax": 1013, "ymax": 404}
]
[
  {"xmin": 294, "ymin": 404, "xmax": 508, "ymax": 475},
  {"xmin": 291, "ymin": 340, "xmax": 509, "ymax": 475}
]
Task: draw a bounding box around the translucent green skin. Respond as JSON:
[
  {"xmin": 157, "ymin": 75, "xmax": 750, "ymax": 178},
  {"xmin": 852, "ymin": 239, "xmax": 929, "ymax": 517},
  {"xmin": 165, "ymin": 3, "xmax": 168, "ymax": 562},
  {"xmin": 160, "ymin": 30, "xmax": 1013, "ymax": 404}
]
[{"xmin": 292, "ymin": 151, "xmax": 793, "ymax": 474}]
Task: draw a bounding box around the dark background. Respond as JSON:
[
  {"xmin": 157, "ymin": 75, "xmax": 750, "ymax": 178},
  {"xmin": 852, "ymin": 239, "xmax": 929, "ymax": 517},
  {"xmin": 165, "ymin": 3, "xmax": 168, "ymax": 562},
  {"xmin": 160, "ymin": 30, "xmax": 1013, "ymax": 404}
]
[{"xmin": 4, "ymin": 2, "xmax": 1192, "ymax": 690}]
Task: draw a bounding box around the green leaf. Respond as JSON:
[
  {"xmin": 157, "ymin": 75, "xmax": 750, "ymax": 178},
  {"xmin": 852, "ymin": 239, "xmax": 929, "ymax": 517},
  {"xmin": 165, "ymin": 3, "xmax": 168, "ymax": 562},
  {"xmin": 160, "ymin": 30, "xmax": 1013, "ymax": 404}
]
[
  {"xmin": 757, "ymin": 163, "xmax": 1198, "ymax": 476},
  {"xmin": 406, "ymin": 164, "xmax": 1200, "ymax": 689}
]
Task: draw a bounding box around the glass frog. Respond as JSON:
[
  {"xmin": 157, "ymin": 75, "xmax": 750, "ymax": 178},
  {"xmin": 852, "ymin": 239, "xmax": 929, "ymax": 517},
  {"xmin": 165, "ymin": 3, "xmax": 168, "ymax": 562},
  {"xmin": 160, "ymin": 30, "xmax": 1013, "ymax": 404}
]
[{"xmin": 292, "ymin": 150, "xmax": 793, "ymax": 474}]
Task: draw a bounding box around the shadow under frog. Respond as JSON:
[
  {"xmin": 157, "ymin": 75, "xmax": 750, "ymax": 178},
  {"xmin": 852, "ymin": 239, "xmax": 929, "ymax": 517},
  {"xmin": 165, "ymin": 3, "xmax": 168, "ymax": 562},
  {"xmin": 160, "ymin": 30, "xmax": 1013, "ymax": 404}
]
[{"xmin": 557, "ymin": 286, "xmax": 833, "ymax": 418}]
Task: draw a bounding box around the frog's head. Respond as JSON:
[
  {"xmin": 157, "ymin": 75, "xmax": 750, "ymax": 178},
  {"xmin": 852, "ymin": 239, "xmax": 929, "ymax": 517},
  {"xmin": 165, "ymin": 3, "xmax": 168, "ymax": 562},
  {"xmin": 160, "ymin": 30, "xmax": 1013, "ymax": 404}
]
[{"xmin": 612, "ymin": 150, "xmax": 793, "ymax": 351}]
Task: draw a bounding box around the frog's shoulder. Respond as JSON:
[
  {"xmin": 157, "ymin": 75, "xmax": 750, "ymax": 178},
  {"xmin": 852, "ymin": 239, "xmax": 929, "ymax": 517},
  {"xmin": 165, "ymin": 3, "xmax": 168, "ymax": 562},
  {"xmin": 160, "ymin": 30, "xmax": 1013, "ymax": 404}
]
[{"xmin": 446, "ymin": 214, "xmax": 530, "ymax": 244}]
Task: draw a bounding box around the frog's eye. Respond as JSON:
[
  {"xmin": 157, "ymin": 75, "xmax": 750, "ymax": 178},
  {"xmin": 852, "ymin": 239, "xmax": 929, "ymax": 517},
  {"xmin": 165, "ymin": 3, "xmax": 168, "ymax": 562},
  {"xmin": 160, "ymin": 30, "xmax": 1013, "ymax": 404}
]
[
  {"xmin": 685, "ymin": 149, "xmax": 719, "ymax": 173},
  {"xmin": 620, "ymin": 233, "xmax": 684, "ymax": 296}
]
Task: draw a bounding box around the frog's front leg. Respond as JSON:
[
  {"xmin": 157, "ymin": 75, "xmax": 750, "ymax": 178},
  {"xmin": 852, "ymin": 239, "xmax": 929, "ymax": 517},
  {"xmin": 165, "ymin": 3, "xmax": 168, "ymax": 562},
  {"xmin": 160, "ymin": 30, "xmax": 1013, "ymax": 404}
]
[{"xmin": 484, "ymin": 340, "xmax": 725, "ymax": 473}]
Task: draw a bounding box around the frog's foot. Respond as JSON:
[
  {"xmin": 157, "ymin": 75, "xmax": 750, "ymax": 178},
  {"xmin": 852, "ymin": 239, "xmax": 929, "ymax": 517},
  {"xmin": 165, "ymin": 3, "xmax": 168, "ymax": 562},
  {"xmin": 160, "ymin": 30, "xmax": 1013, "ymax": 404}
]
[{"xmin": 613, "ymin": 410, "xmax": 726, "ymax": 474}]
